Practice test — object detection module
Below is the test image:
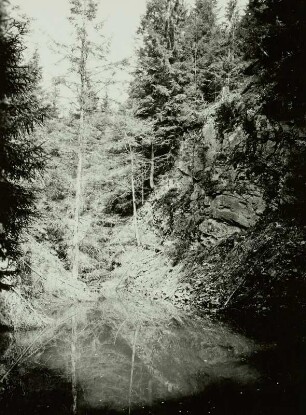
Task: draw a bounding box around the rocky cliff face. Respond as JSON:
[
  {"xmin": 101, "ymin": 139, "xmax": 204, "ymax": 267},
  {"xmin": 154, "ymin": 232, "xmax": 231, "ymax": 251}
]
[
  {"xmin": 107, "ymin": 115, "xmax": 306, "ymax": 319},
  {"xmin": 147, "ymin": 117, "xmax": 265, "ymax": 257}
]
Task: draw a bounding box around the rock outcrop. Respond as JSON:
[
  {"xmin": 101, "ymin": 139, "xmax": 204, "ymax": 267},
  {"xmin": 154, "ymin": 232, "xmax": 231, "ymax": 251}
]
[{"xmin": 146, "ymin": 117, "xmax": 265, "ymax": 254}]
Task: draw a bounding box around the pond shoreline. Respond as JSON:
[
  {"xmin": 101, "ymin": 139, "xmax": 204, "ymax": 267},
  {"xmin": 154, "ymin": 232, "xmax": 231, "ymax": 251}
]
[{"xmin": 0, "ymin": 296, "xmax": 305, "ymax": 414}]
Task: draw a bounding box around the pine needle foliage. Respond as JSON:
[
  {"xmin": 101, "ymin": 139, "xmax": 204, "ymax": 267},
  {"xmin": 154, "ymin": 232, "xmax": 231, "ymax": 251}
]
[{"xmin": 0, "ymin": 2, "xmax": 46, "ymax": 259}]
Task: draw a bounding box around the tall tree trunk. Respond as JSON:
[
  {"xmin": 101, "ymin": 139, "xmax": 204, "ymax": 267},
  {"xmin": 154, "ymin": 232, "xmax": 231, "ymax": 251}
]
[
  {"xmin": 126, "ymin": 134, "xmax": 140, "ymax": 246},
  {"xmin": 194, "ymin": 43, "xmax": 198, "ymax": 89},
  {"xmin": 72, "ymin": 0, "xmax": 86, "ymax": 279},
  {"xmin": 194, "ymin": 17, "xmax": 198, "ymax": 90},
  {"xmin": 71, "ymin": 315, "xmax": 78, "ymax": 414},
  {"xmin": 141, "ymin": 165, "xmax": 145, "ymax": 205},
  {"xmin": 141, "ymin": 140, "xmax": 145, "ymax": 205},
  {"xmin": 72, "ymin": 112, "xmax": 84, "ymax": 279},
  {"xmin": 149, "ymin": 142, "xmax": 154, "ymax": 190},
  {"xmin": 130, "ymin": 147, "xmax": 140, "ymax": 247}
]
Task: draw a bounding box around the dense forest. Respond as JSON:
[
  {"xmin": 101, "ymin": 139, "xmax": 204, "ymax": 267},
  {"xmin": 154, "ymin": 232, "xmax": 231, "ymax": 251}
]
[
  {"xmin": 1, "ymin": 0, "xmax": 305, "ymax": 323},
  {"xmin": 0, "ymin": 0, "xmax": 306, "ymax": 412}
]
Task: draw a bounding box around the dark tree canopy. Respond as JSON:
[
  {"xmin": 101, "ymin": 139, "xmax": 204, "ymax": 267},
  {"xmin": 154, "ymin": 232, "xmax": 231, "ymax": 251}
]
[
  {"xmin": 182, "ymin": 0, "xmax": 219, "ymax": 102},
  {"xmin": 0, "ymin": 2, "xmax": 46, "ymax": 259},
  {"xmin": 129, "ymin": 0, "xmax": 188, "ymax": 177},
  {"xmin": 240, "ymin": 0, "xmax": 306, "ymax": 122},
  {"xmin": 212, "ymin": 0, "xmax": 306, "ymax": 214}
]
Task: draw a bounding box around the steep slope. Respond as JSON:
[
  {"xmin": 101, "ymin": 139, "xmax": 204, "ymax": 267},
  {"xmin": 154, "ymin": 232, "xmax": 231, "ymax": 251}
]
[{"xmin": 106, "ymin": 105, "xmax": 306, "ymax": 328}]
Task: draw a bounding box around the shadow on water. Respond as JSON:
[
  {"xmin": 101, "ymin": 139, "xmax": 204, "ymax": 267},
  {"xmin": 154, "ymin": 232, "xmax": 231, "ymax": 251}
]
[{"xmin": 0, "ymin": 298, "xmax": 305, "ymax": 414}]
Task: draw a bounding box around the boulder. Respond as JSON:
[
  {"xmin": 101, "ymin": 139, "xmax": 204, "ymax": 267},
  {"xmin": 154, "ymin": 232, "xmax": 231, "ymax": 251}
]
[
  {"xmin": 210, "ymin": 193, "xmax": 264, "ymax": 228},
  {"xmin": 199, "ymin": 218, "xmax": 240, "ymax": 247}
]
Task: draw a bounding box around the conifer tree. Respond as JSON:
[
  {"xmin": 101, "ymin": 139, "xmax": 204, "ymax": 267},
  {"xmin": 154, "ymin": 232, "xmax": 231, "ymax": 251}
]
[
  {"xmin": 130, "ymin": 0, "xmax": 188, "ymax": 179},
  {"xmin": 240, "ymin": 0, "xmax": 306, "ymax": 121},
  {"xmin": 64, "ymin": 0, "xmax": 109, "ymax": 279},
  {"xmin": 182, "ymin": 0, "xmax": 218, "ymax": 102},
  {"xmin": 0, "ymin": 2, "xmax": 46, "ymax": 261},
  {"xmin": 239, "ymin": 0, "xmax": 306, "ymax": 210},
  {"xmin": 214, "ymin": 0, "xmax": 306, "ymax": 212},
  {"xmin": 182, "ymin": 0, "xmax": 242, "ymax": 106}
]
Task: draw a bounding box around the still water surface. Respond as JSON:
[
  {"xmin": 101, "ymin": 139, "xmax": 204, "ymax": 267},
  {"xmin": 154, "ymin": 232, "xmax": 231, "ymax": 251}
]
[{"xmin": 0, "ymin": 298, "xmax": 305, "ymax": 414}]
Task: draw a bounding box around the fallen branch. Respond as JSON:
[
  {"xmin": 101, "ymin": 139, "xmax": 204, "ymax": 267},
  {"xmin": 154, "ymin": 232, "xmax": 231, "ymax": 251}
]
[{"xmin": 223, "ymin": 277, "xmax": 247, "ymax": 308}]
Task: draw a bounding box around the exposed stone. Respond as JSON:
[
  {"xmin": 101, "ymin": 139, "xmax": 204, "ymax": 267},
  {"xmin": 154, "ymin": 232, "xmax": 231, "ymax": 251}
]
[
  {"xmin": 190, "ymin": 190, "xmax": 199, "ymax": 201},
  {"xmin": 210, "ymin": 193, "xmax": 264, "ymax": 228},
  {"xmin": 202, "ymin": 119, "xmax": 219, "ymax": 165},
  {"xmin": 149, "ymin": 118, "xmax": 266, "ymax": 255},
  {"xmin": 199, "ymin": 219, "xmax": 240, "ymax": 247}
]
